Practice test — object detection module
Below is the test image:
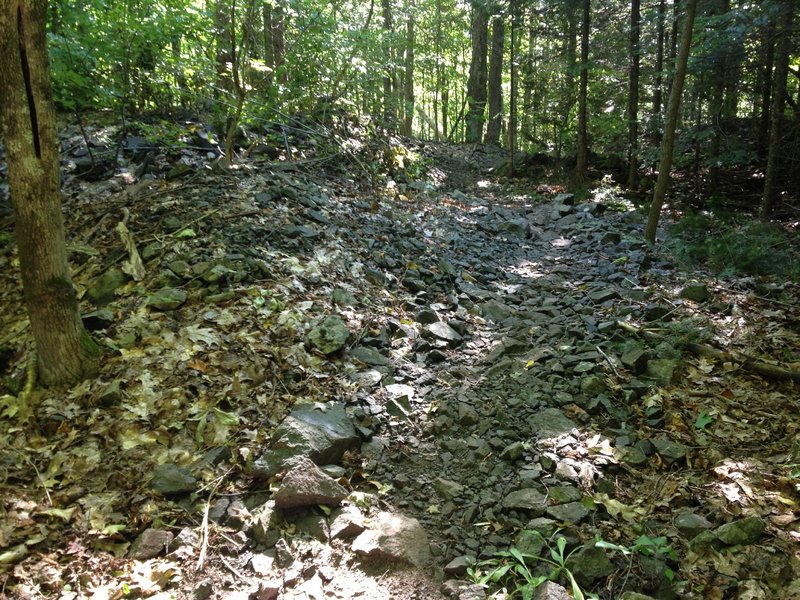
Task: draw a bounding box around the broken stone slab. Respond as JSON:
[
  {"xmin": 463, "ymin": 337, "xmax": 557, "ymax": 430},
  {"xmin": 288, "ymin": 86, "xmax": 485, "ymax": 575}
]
[
  {"xmin": 515, "ymin": 529, "xmax": 546, "ymax": 558},
  {"xmin": 651, "ymin": 438, "xmax": 687, "ymax": 465},
  {"xmin": 88, "ymin": 268, "xmax": 128, "ymax": 305},
  {"xmin": 306, "ymin": 315, "xmax": 349, "ymax": 354},
  {"xmin": 621, "ymin": 344, "xmax": 648, "ymax": 373},
  {"xmin": 150, "ymin": 463, "xmax": 197, "ymax": 495},
  {"xmin": 253, "ymin": 402, "xmax": 360, "ymax": 478},
  {"xmin": 433, "ymin": 477, "xmax": 465, "ymax": 500},
  {"xmin": 715, "ymin": 516, "xmax": 765, "ymax": 546},
  {"xmin": 443, "ymin": 555, "xmax": 475, "ymax": 576},
  {"xmin": 147, "ymin": 287, "xmax": 187, "ymax": 311},
  {"xmin": 674, "ymin": 512, "xmax": 713, "ymax": 539},
  {"xmin": 645, "ymin": 359, "xmax": 679, "ymax": 386},
  {"xmin": 129, "ymin": 528, "xmax": 174, "ymax": 559},
  {"xmin": 588, "ymin": 288, "xmax": 621, "ymax": 304},
  {"xmin": 480, "ymin": 300, "xmax": 513, "ymax": 322},
  {"xmin": 532, "ymin": 581, "xmax": 572, "ymax": 600},
  {"xmin": 554, "ymin": 193, "xmax": 575, "ymax": 206},
  {"xmin": 679, "ymin": 283, "xmax": 710, "ymax": 302},
  {"xmin": 351, "ymin": 511, "xmax": 431, "ymax": 568},
  {"xmin": 250, "ymin": 500, "xmax": 281, "ymax": 547},
  {"xmin": 350, "ymin": 345, "xmax": 390, "ymax": 366},
  {"xmin": 273, "ymin": 457, "xmax": 348, "ymax": 509},
  {"xmin": 502, "ymin": 488, "xmax": 547, "ymax": 515},
  {"xmin": 329, "ymin": 504, "xmax": 367, "ymax": 539},
  {"xmin": 423, "ymin": 321, "xmax": 463, "ymax": 346},
  {"xmin": 546, "ymin": 501, "xmax": 589, "ymax": 524},
  {"xmin": 528, "ymin": 408, "xmax": 578, "ymax": 437},
  {"xmin": 565, "ymin": 544, "xmax": 614, "ymax": 587}
]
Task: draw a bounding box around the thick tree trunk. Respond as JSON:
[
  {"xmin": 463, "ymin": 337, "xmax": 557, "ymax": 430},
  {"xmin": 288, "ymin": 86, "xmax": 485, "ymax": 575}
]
[
  {"xmin": 645, "ymin": 0, "xmax": 697, "ymax": 243},
  {"xmin": 574, "ymin": 0, "xmax": 590, "ymax": 184},
  {"xmin": 402, "ymin": 14, "xmax": 415, "ymax": 136},
  {"xmin": 757, "ymin": 20, "xmax": 776, "ymax": 152},
  {"xmin": 485, "ymin": 14, "xmax": 505, "ymax": 146},
  {"xmin": 466, "ymin": 1, "xmax": 489, "ymax": 143},
  {"xmin": 760, "ymin": 1, "xmax": 793, "ymax": 219},
  {"xmin": 0, "ymin": 0, "xmax": 98, "ymax": 386},
  {"xmin": 627, "ymin": 0, "xmax": 641, "ymax": 189},
  {"xmin": 508, "ymin": 0, "xmax": 518, "ymax": 173}
]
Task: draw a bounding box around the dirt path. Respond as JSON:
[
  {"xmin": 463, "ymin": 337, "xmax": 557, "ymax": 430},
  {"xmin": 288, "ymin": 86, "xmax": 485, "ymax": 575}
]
[{"xmin": 1, "ymin": 140, "xmax": 799, "ymax": 599}]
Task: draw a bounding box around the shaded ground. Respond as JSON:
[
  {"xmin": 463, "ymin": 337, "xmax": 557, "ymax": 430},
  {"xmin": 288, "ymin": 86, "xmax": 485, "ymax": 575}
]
[{"xmin": 1, "ymin": 130, "xmax": 800, "ymax": 599}]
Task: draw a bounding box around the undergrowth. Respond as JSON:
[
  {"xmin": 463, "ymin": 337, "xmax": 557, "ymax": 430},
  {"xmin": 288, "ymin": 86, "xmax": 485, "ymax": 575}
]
[{"xmin": 666, "ymin": 213, "xmax": 800, "ymax": 280}]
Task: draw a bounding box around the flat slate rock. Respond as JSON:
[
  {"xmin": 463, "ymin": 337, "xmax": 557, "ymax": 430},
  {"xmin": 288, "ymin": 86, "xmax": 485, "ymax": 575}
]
[
  {"xmin": 150, "ymin": 463, "xmax": 197, "ymax": 495},
  {"xmin": 527, "ymin": 408, "xmax": 578, "ymax": 437},
  {"xmin": 502, "ymin": 488, "xmax": 547, "ymax": 515},
  {"xmin": 254, "ymin": 402, "xmax": 359, "ymax": 477},
  {"xmin": 351, "ymin": 511, "xmax": 431, "ymax": 568},
  {"xmin": 273, "ymin": 457, "xmax": 348, "ymax": 508}
]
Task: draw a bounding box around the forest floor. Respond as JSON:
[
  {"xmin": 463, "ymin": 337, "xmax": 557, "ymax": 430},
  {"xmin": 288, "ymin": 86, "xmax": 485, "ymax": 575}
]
[{"xmin": 1, "ymin": 123, "xmax": 800, "ymax": 600}]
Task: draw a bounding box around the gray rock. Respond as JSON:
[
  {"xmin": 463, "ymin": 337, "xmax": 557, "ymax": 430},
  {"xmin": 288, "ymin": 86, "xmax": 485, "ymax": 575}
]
[
  {"xmin": 532, "ymin": 581, "xmax": 572, "ymax": 600},
  {"xmin": 81, "ymin": 309, "xmax": 115, "ymax": 331},
  {"xmin": 554, "ymin": 193, "xmax": 575, "ymax": 206},
  {"xmin": 307, "ymin": 315, "xmax": 349, "ymax": 354},
  {"xmin": 433, "ymin": 478, "xmax": 465, "ymax": 500},
  {"xmin": 500, "ymin": 218, "xmax": 530, "ymax": 237},
  {"xmin": 528, "ymin": 408, "xmax": 578, "ymax": 437},
  {"xmin": 580, "ymin": 375, "xmax": 606, "ymax": 396},
  {"xmin": 499, "ymin": 441, "xmax": 526, "ymax": 461},
  {"xmin": 546, "ymin": 501, "xmax": 589, "ymax": 524},
  {"xmin": 129, "ymin": 528, "xmax": 174, "ymax": 559},
  {"xmin": 480, "ymin": 300, "xmax": 513, "ymax": 322},
  {"xmin": 679, "ymin": 283, "xmax": 709, "ymax": 302},
  {"xmin": 273, "ymin": 457, "xmax": 348, "ymax": 508},
  {"xmin": 715, "ymin": 516, "xmax": 765, "ymax": 546},
  {"xmin": 201, "ymin": 264, "xmax": 230, "ymax": 283},
  {"xmin": 415, "ymin": 308, "xmax": 440, "ymax": 324},
  {"xmin": 674, "ymin": 512, "xmax": 713, "ymax": 538},
  {"xmin": 98, "ymin": 380, "xmax": 122, "ymax": 407},
  {"xmin": 502, "ymin": 488, "xmax": 547, "ymax": 515},
  {"xmin": 88, "ymin": 268, "xmax": 128, "ymax": 305},
  {"xmin": 623, "ymin": 446, "xmax": 649, "ymax": 466},
  {"xmin": 330, "ymin": 505, "xmax": 367, "ymax": 539},
  {"xmin": 424, "ymin": 322, "xmax": 463, "ymax": 346},
  {"xmin": 457, "ymin": 403, "xmax": 480, "ymax": 426},
  {"xmin": 549, "ymin": 486, "xmax": 582, "ymax": 504},
  {"xmin": 620, "ymin": 593, "xmax": 658, "ymax": 600},
  {"xmin": 250, "ymin": 500, "xmax": 281, "ymax": 546},
  {"xmin": 332, "ymin": 287, "xmax": 357, "ymax": 306},
  {"xmin": 515, "ymin": 529, "xmax": 546, "ymax": 558},
  {"xmin": 645, "ymin": 359, "xmax": 678, "ymax": 386},
  {"xmin": 193, "ymin": 580, "xmax": 213, "ymax": 600},
  {"xmin": 565, "ymin": 544, "xmax": 614, "ymax": 586},
  {"xmin": 651, "ymin": 438, "xmax": 687, "ymax": 465},
  {"xmin": 147, "ymin": 287, "xmax": 187, "ymax": 311},
  {"xmin": 352, "ymin": 511, "xmax": 431, "ymax": 568},
  {"xmin": 588, "ymin": 288, "xmax": 620, "ymax": 303},
  {"xmin": 525, "ymin": 517, "xmax": 559, "ymax": 539},
  {"xmin": 443, "ymin": 555, "xmax": 475, "ymax": 576},
  {"xmin": 254, "ymin": 402, "xmax": 360, "ymax": 477},
  {"xmin": 150, "ymin": 463, "xmax": 197, "ymax": 495},
  {"xmin": 601, "ymin": 231, "xmax": 622, "ymax": 245},
  {"xmin": 621, "ymin": 345, "xmax": 648, "ymax": 373},
  {"xmin": 350, "ymin": 346, "xmax": 390, "ymax": 366}
]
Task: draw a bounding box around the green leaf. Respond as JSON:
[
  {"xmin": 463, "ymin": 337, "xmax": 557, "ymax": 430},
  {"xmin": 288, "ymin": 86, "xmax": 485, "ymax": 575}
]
[{"xmin": 694, "ymin": 411, "xmax": 714, "ymax": 430}]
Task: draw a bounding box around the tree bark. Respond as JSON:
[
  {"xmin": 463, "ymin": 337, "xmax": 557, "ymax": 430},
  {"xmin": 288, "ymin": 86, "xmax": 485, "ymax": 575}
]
[
  {"xmin": 381, "ymin": 0, "xmax": 397, "ymax": 130},
  {"xmin": 402, "ymin": 13, "xmax": 415, "ymax": 136},
  {"xmin": 627, "ymin": 0, "xmax": 641, "ymax": 189},
  {"xmin": 757, "ymin": 19, "xmax": 775, "ymax": 152},
  {"xmin": 485, "ymin": 14, "xmax": 505, "ymax": 146},
  {"xmin": 644, "ymin": 0, "xmax": 697, "ymax": 243},
  {"xmin": 466, "ymin": 1, "xmax": 489, "ymax": 143},
  {"xmin": 0, "ymin": 0, "xmax": 98, "ymax": 386},
  {"xmin": 508, "ymin": 0, "xmax": 518, "ymax": 173},
  {"xmin": 574, "ymin": 0, "xmax": 590, "ymax": 184},
  {"xmin": 653, "ymin": 0, "xmax": 665, "ymax": 118},
  {"xmin": 760, "ymin": 1, "xmax": 793, "ymax": 219}
]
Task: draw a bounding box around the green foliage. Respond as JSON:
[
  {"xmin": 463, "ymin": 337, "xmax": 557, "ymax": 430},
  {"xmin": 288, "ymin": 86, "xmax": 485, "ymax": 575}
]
[
  {"xmin": 597, "ymin": 534, "xmax": 678, "ymax": 583},
  {"xmin": 667, "ymin": 215, "xmax": 800, "ymax": 281},
  {"xmin": 467, "ymin": 532, "xmax": 596, "ymax": 600}
]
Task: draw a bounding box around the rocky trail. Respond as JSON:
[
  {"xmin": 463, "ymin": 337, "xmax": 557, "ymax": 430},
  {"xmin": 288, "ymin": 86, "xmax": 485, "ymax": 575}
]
[{"xmin": 1, "ymin": 134, "xmax": 800, "ymax": 600}]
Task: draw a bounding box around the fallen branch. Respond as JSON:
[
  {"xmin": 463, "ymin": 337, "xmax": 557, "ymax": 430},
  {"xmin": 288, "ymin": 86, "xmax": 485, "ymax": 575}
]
[{"xmin": 616, "ymin": 320, "xmax": 800, "ymax": 383}]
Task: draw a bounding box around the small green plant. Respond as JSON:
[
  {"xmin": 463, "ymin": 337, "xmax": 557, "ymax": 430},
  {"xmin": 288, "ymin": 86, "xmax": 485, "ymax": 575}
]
[
  {"xmin": 467, "ymin": 532, "xmax": 596, "ymax": 600},
  {"xmin": 694, "ymin": 411, "xmax": 714, "ymax": 431},
  {"xmin": 596, "ymin": 533, "xmax": 678, "ymax": 582}
]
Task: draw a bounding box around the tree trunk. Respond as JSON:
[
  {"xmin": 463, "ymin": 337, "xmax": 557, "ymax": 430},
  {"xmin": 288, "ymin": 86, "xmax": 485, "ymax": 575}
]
[
  {"xmin": 381, "ymin": 0, "xmax": 396, "ymax": 130},
  {"xmin": 485, "ymin": 14, "xmax": 505, "ymax": 146},
  {"xmin": 466, "ymin": 1, "xmax": 489, "ymax": 143},
  {"xmin": 760, "ymin": 1, "xmax": 793, "ymax": 219},
  {"xmin": 627, "ymin": 0, "xmax": 641, "ymax": 189},
  {"xmin": 0, "ymin": 0, "xmax": 98, "ymax": 387},
  {"xmin": 402, "ymin": 14, "xmax": 415, "ymax": 136},
  {"xmin": 645, "ymin": 0, "xmax": 697, "ymax": 243},
  {"xmin": 653, "ymin": 0, "xmax": 666, "ymax": 118},
  {"xmin": 574, "ymin": 0, "xmax": 590, "ymax": 184},
  {"xmin": 508, "ymin": 0, "xmax": 518, "ymax": 172},
  {"xmin": 757, "ymin": 19, "xmax": 776, "ymax": 152},
  {"xmin": 708, "ymin": 0, "xmax": 729, "ymax": 196}
]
